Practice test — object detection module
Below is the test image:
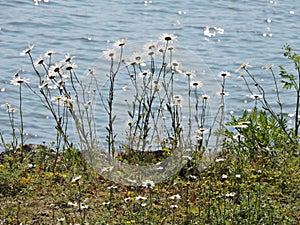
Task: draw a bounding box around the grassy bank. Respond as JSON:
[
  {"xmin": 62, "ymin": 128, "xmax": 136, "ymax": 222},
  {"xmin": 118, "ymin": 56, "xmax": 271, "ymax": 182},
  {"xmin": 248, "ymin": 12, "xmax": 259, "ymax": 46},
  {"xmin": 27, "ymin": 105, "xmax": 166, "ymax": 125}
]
[{"xmin": 0, "ymin": 122, "xmax": 299, "ymax": 224}]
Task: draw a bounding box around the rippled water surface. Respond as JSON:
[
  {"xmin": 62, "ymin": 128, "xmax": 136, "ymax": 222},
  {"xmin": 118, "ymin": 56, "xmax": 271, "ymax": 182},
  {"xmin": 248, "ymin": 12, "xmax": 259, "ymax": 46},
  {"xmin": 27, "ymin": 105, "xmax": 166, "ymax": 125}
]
[{"xmin": 0, "ymin": 0, "xmax": 299, "ymax": 145}]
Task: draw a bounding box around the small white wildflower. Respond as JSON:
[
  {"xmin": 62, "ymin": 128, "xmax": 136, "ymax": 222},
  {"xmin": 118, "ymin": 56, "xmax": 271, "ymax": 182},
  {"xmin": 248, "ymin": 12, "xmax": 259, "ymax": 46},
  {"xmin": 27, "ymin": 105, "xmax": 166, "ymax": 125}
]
[
  {"xmin": 170, "ymin": 204, "xmax": 178, "ymax": 209},
  {"xmin": 65, "ymin": 63, "xmax": 78, "ymax": 71},
  {"xmin": 160, "ymin": 33, "xmax": 177, "ymax": 42},
  {"xmin": 38, "ymin": 80, "xmax": 49, "ymax": 89},
  {"xmin": 215, "ymin": 158, "xmax": 225, "ymax": 162},
  {"xmin": 191, "ymin": 81, "xmax": 203, "ymax": 88},
  {"xmin": 57, "ymin": 217, "xmax": 65, "ymax": 222},
  {"xmin": 197, "ymin": 128, "xmax": 208, "ymax": 135},
  {"xmin": 71, "ymin": 175, "xmax": 82, "ymax": 183},
  {"xmin": 145, "ymin": 45, "xmax": 156, "ymax": 56},
  {"xmin": 64, "ymin": 53, "xmax": 74, "ymax": 63},
  {"xmin": 124, "ymin": 197, "xmax": 131, "ymax": 203},
  {"xmin": 139, "ymin": 70, "xmax": 149, "ymax": 78},
  {"xmin": 169, "ymin": 194, "xmax": 181, "ymax": 200},
  {"xmin": 173, "ymin": 95, "xmax": 183, "ymax": 107},
  {"xmin": 44, "ymin": 50, "xmax": 54, "ymax": 57},
  {"xmin": 55, "ymin": 96, "xmax": 73, "ymax": 106},
  {"xmin": 221, "ymin": 174, "xmax": 228, "ymax": 179},
  {"xmin": 135, "ymin": 195, "xmax": 147, "ymax": 201},
  {"xmin": 143, "ymin": 41, "xmax": 157, "ymax": 52},
  {"xmin": 34, "ymin": 55, "xmax": 45, "ymax": 67},
  {"xmin": 67, "ymin": 201, "xmax": 78, "ymax": 208},
  {"xmin": 233, "ymin": 122, "xmax": 249, "ymax": 129},
  {"xmin": 144, "ymin": 40, "xmax": 157, "ymax": 51},
  {"xmin": 219, "ymin": 71, "xmax": 231, "ymax": 78},
  {"xmin": 250, "ymin": 94, "xmax": 263, "ymax": 100},
  {"xmin": 80, "ymin": 203, "xmax": 89, "ymax": 210},
  {"xmin": 7, "ymin": 107, "xmax": 17, "ymax": 113},
  {"xmin": 11, "ymin": 76, "xmax": 29, "ymax": 86},
  {"xmin": 182, "ymin": 71, "xmax": 195, "ymax": 79},
  {"xmin": 174, "ymin": 94, "xmax": 183, "ymax": 100},
  {"xmin": 141, "ymin": 180, "xmax": 155, "ymax": 189},
  {"xmin": 157, "ymin": 44, "xmax": 166, "ymax": 54},
  {"xmin": 235, "ymin": 62, "xmax": 249, "ymax": 72},
  {"xmin": 218, "ymin": 91, "xmax": 229, "ymax": 96},
  {"xmin": 129, "ymin": 52, "xmax": 144, "ymax": 65},
  {"xmin": 234, "ymin": 133, "xmax": 245, "ymax": 140},
  {"xmin": 263, "ymin": 64, "xmax": 273, "ymax": 70},
  {"xmin": 114, "ymin": 39, "xmax": 126, "ymax": 47},
  {"xmin": 172, "ymin": 99, "xmax": 182, "ymax": 107},
  {"xmin": 141, "ymin": 203, "xmax": 147, "ymax": 207},
  {"xmin": 103, "ymin": 49, "xmax": 116, "ymax": 60},
  {"xmin": 170, "ymin": 60, "xmax": 180, "ymax": 68},
  {"xmin": 189, "ymin": 175, "xmax": 198, "ymax": 180},
  {"xmin": 156, "ymin": 166, "xmax": 164, "ymax": 170},
  {"xmin": 1, "ymin": 102, "xmax": 11, "ymax": 109},
  {"xmin": 167, "ymin": 46, "xmax": 175, "ymax": 53},
  {"xmin": 27, "ymin": 163, "xmax": 34, "ymax": 169},
  {"xmin": 20, "ymin": 45, "xmax": 34, "ymax": 56},
  {"xmin": 107, "ymin": 185, "xmax": 118, "ymax": 190},
  {"xmin": 202, "ymin": 94, "xmax": 209, "ymax": 100},
  {"xmin": 235, "ymin": 174, "xmax": 241, "ymax": 178},
  {"xmin": 225, "ymin": 192, "xmax": 236, "ymax": 197},
  {"xmin": 47, "ymin": 71, "xmax": 58, "ymax": 81},
  {"xmin": 49, "ymin": 63, "xmax": 63, "ymax": 75}
]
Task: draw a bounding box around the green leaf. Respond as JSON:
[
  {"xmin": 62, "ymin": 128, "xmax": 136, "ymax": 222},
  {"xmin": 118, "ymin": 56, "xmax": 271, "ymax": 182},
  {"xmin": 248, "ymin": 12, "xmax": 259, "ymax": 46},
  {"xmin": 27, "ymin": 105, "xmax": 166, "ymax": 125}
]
[
  {"xmin": 281, "ymin": 81, "xmax": 293, "ymax": 90},
  {"xmin": 43, "ymin": 104, "xmax": 50, "ymax": 111}
]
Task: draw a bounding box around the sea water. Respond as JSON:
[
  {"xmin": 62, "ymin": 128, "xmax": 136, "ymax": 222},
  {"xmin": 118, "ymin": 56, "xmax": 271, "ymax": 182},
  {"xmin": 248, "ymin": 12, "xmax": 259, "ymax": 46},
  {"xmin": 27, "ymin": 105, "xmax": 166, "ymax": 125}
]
[{"xmin": 0, "ymin": 0, "xmax": 299, "ymax": 147}]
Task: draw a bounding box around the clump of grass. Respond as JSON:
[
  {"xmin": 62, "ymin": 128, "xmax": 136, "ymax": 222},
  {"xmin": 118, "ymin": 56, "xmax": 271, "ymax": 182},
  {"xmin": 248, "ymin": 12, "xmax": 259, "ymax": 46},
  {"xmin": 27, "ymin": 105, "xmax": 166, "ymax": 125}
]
[
  {"xmin": 67, "ymin": 34, "xmax": 226, "ymax": 185},
  {"xmin": 280, "ymin": 44, "xmax": 300, "ymax": 137},
  {"xmin": 83, "ymin": 34, "xmax": 223, "ymax": 160}
]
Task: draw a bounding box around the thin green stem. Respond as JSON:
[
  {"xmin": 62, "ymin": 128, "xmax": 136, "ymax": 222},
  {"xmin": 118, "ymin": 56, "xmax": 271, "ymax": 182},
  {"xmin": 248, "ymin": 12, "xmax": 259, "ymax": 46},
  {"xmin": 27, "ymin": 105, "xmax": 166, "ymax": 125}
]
[
  {"xmin": 295, "ymin": 65, "xmax": 300, "ymax": 136},
  {"xmin": 19, "ymin": 85, "xmax": 24, "ymax": 152}
]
